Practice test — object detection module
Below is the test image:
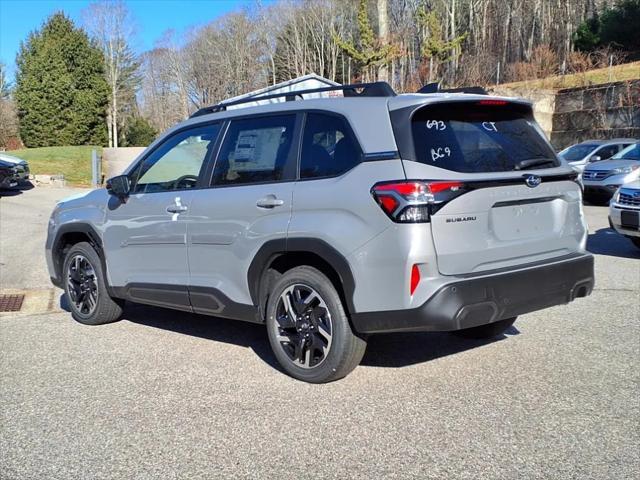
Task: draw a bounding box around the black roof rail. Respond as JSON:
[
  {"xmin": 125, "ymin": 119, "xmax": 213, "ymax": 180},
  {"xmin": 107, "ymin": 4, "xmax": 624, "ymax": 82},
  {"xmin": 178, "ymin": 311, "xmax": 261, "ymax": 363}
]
[
  {"xmin": 416, "ymin": 82, "xmax": 487, "ymax": 95},
  {"xmin": 190, "ymin": 81, "xmax": 396, "ymax": 118}
]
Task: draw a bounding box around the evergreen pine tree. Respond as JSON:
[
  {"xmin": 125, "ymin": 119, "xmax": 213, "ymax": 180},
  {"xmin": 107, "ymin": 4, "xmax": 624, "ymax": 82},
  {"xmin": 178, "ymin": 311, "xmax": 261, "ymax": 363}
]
[{"xmin": 14, "ymin": 12, "xmax": 108, "ymax": 147}]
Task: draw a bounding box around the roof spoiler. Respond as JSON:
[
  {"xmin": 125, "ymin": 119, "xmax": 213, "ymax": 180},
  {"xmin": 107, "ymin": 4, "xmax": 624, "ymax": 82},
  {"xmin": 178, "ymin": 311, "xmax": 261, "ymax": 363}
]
[
  {"xmin": 417, "ymin": 82, "xmax": 488, "ymax": 95},
  {"xmin": 191, "ymin": 81, "xmax": 397, "ymax": 118}
]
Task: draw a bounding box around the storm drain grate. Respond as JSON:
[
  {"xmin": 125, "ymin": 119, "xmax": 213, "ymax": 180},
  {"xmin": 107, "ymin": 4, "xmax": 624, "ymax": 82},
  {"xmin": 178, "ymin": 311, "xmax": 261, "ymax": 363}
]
[{"xmin": 0, "ymin": 294, "xmax": 25, "ymax": 312}]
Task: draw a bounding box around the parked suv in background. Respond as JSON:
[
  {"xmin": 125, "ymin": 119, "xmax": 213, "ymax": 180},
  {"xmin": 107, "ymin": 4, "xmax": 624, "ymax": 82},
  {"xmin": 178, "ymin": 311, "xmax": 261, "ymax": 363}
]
[
  {"xmin": 559, "ymin": 139, "xmax": 635, "ymax": 172},
  {"xmin": 582, "ymin": 143, "xmax": 640, "ymax": 205},
  {"xmin": 46, "ymin": 82, "xmax": 594, "ymax": 383}
]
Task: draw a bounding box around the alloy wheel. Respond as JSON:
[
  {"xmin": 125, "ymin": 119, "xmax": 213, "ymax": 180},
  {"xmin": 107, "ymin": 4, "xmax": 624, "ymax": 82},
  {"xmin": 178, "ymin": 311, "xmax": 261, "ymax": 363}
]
[
  {"xmin": 274, "ymin": 284, "xmax": 333, "ymax": 369},
  {"xmin": 67, "ymin": 254, "xmax": 99, "ymax": 316}
]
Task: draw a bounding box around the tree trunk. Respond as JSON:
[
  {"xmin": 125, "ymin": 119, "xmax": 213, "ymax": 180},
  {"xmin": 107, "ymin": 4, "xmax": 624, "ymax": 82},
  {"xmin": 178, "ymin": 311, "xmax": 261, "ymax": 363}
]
[
  {"xmin": 112, "ymin": 83, "xmax": 118, "ymax": 148},
  {"xmin": 377, "ymin": 0, "xmax": 389, "ymax": 82},
  {"xmin": 107, "ymin": 111, "xmax": 113, "ymax": 148}
]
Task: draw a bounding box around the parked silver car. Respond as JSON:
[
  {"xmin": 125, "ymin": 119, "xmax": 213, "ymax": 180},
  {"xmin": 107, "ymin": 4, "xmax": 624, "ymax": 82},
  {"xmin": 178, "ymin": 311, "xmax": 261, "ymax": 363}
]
[
  {"xmin": 582, "ymin": 143, "xmax": 640, "ymax": 204},
  {"xmin": 609, "ymin": 180, "xmax": 640, "ymax": 249},
  {"xmin": 559, "ymin": 139, "xmax": 635, "ymax": 172},
  {"xmin": 45, "ymin": 82, "xmax": 594, "ymax": 382}
]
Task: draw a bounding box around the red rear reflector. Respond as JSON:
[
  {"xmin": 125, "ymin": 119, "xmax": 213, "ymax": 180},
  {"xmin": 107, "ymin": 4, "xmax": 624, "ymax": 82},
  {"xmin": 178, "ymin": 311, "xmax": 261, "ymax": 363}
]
[
  {"xmin": 477, "ymin": 100, "xmax": 508, "ymax": 106},
  {"xmin": 410, "ymin": 264, "xmax": 420, "ymax": 295}
]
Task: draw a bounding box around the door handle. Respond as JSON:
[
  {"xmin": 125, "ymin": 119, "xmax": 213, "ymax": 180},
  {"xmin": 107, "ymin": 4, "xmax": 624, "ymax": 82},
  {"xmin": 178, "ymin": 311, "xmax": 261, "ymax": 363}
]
[
  {"xmin": 256, "ymin": 195, "xmax": 285, "ymax": 209},
  {"xmin": 166, "ymin": 205, "xmax": 188, "ymax": 213}
]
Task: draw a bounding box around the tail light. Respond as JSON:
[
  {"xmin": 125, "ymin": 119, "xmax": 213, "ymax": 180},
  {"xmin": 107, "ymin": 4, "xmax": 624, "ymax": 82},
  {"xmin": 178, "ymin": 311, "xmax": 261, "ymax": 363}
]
[{"xmin": 371, "ymin": 180, "xmax": 464, "ymax": 223}]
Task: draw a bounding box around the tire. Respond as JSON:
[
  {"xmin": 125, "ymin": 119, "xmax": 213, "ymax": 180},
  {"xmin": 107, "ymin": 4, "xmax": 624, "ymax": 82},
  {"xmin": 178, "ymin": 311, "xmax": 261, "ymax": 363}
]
[
  {"xmin": 631, "ymin": 237, "xmax": 640, "ymax": 249},
  {"xmin": 62, "ymin": 242, "xmax": 122, "ymax": 325},
  {"xmin": 265, "ymin": 266, "xmax": 366, "ymax": 383},
  {"xmin": 453, "ymin": 317, "xmax": 517, "ymax": 340}
]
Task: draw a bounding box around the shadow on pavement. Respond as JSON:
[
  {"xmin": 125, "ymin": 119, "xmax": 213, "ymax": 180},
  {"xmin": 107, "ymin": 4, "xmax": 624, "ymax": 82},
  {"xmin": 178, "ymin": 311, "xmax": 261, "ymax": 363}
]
[
  {"xmin": 0, "ymin": 188, "xmax": 23, "ymax": 197},
  {"xmin": 18, "ymin": 181, "xmax": 35, "ymax": 191},
  {"xmin": 587, "ymin": 227, "xmax": 640, "ymax": 259},
  {"xmin": 121, "ymin": 302, "xmax": 282, "ymax": 370},
  {"xmin": 361, "ymin": 325, "xmax": 519, "ymax": 368},
  {"xmin": 78, "ymin": 297, "xmax": 519, "ymax": 371}
]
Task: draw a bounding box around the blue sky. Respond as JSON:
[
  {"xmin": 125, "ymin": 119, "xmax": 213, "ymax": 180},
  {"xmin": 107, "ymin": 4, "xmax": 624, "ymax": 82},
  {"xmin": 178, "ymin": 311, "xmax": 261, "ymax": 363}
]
[{"xmin": 0, "ymin": 0, "xmax": 268, "ymax": 81}]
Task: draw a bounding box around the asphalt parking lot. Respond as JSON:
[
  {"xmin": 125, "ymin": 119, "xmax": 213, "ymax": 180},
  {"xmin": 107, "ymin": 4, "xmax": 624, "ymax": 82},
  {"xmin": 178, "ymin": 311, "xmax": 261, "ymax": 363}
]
[{"xmin": 1, "ymin": 185, "xmax": 638, "ymax": 479}]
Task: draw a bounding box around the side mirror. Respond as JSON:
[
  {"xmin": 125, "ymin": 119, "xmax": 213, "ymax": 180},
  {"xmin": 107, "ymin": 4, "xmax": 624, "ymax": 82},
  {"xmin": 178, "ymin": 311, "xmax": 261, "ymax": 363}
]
[
  {"xmin": 106, "ymin": 175, "xmax": 130, "ymax": 199},
  {"xmin": 590, "ymin": 155, "xmax": 602, "ymax": 162}
]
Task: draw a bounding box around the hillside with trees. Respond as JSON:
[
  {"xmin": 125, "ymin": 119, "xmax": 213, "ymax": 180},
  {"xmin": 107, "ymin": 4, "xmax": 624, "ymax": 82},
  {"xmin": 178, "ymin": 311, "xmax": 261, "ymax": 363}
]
[{"xmin": 2, "ymin": 0, "xmax": 639, "ymax": 148}]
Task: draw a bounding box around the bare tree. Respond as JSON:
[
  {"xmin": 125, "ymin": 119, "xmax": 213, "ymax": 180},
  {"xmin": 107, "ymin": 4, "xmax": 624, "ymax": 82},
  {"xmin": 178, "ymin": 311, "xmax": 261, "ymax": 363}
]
[
  {"xmin": 0, "ymin": 62, "xmax": 10, "ymax": 100},
  {"xmin": 83, "ymin": 1, "xmax": 140, "ymax": 148}
]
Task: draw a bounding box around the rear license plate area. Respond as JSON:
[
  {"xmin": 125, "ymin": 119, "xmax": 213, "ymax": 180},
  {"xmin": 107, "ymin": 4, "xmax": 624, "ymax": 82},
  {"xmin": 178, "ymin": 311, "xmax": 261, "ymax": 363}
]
[{"xmin": 621, "ymin": 210, "xmax": 639, "ymax": 229}]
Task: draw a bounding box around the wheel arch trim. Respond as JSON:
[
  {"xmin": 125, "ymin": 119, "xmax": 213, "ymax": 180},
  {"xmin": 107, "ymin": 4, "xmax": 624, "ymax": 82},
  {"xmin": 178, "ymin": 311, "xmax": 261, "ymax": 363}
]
[
  {"xmin": 247, "ymin": 238, "xmax": 357, "ymax": 315},
  {"xmin": 50, "ymin": 223, "xmax": 107, "ymax": 288}
]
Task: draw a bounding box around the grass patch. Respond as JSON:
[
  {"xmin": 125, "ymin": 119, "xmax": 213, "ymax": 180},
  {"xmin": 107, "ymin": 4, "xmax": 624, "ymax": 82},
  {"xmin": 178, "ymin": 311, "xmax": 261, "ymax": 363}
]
[
  {"xmin": 8, "ymin": 145, "xmax": 101, "ymax": 186},
  {"xmin": 500, "ymin": 61, "xmax": 640, "ymax": 90}
]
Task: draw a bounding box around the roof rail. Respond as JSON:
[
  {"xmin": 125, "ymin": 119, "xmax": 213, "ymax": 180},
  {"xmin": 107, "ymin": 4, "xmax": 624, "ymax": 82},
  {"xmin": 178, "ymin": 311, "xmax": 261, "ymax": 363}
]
[
  {"xmin": 190, "ymin": 81, "xmax": 396, "ymax": 118},
  {"xmin": 416, "ymin": 82, "xmax": 488, "ymax": 95}
]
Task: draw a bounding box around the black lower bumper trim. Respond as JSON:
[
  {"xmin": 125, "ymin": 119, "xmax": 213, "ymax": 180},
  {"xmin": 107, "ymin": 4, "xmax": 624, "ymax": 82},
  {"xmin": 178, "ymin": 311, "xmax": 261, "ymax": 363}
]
[
  {"xmin": 584, "ymin": 186, "xmax": 617, "ymax": 197},
  {"xmin": 351, "ymin": 254, "xmax": 594, "ymax": 334}
]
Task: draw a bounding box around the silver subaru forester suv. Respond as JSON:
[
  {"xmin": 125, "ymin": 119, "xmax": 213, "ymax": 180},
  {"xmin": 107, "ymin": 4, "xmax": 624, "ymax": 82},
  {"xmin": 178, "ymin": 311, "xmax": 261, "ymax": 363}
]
[{"xmin": 46, "ymin": 82, "xmax": 594, "ymax": 383}]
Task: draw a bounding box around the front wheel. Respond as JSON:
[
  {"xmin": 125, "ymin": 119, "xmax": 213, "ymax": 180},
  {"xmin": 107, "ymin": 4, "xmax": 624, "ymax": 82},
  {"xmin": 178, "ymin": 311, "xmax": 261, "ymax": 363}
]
[
  {"xmin": 453, "ymin": 317, "xmax": 517, "ymax": 339},
  {"xmin": 63, "ymin": 242, "xmax": 123, "ymax": 325},
  {"xmin": 630, "ymin": 237, "xmax": 640, "ymax": 249},
  {"xmin": 265, "ymin": 266, "xmax": 366, "ymax": 383}
]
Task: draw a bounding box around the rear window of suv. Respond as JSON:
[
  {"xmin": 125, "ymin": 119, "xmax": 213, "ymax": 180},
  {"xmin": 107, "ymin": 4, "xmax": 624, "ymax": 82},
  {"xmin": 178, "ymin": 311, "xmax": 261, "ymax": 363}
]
[{"xmin": 411, "ymin": 102, "xmax": 559, "ymax": 173}]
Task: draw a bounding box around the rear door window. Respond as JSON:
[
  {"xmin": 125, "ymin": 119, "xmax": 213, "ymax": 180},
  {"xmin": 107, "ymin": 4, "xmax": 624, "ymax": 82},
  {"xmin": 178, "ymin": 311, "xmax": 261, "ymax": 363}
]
[
  {"xmin": 411, "ymin": 102, "xmax": 559, "ymax": 173},
  {"xmin": 300, "ymin": 113, "xmax": 361, "ymax": 178},
  {"xmin": 211, "ymin": 115, "xmax": 296, "ymax": 186}
]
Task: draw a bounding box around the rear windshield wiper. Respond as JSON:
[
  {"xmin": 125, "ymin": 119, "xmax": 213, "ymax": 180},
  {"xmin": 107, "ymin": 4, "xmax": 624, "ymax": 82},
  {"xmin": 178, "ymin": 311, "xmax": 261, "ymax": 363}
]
[{"xmin": 514, "ymin": 158, "xmax": 556, "ymax": 170}]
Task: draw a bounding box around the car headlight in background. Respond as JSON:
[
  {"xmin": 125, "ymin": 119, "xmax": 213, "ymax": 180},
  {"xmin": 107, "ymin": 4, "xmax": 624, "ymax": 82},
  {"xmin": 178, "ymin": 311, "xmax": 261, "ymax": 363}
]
[{"xmin": 611, "ymin": 165, "xmax": 639, "ymax": 175}]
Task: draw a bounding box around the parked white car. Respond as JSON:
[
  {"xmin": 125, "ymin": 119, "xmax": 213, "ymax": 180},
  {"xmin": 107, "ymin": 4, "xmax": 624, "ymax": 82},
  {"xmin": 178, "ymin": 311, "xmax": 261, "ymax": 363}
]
[{"xmin": 609, "ymin": 180, "xmax": 640, "ymax": 249}]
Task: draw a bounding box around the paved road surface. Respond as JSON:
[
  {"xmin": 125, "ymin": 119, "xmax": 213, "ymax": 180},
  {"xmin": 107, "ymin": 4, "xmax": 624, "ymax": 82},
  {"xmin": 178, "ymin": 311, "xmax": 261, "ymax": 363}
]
[{"xmin": 1, "ymin": 185, "xmax": 638, "ymax": 479}]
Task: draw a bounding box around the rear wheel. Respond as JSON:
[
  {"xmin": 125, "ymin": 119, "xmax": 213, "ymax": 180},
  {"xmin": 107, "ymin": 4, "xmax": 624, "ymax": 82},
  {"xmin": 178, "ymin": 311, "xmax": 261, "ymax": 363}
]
[
  {"xmin": 453, "ymin": 317, "xmax": 517, "ymax": 339},
  {"xmin": 631, "ymin": 237, "xmax": 640, "ymax": 249},
  {"xmin": 265, "ymin": 266, "xmax": 366, "ymax": 383},
  {"xmin": 63, "ymin": 242, "xmax": 122, "ymax": 325}
]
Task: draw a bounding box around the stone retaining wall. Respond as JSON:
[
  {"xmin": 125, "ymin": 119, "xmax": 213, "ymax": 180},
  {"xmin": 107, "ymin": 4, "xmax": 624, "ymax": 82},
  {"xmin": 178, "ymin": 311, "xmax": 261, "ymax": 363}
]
[{"xmin": 492, "ymin": 80, "xmax": 639, "ymax": 149}]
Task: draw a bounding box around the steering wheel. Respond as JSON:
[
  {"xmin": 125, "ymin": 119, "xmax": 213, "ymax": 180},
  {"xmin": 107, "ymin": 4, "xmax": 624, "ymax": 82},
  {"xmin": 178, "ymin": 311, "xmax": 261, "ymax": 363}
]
[{"xmin": 172, "ymin": 175, "xmax": 199, "ymax": 189}]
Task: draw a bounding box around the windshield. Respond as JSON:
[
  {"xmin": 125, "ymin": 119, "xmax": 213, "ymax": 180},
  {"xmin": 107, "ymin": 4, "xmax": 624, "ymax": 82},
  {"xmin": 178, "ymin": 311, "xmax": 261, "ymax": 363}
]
[
  {"xmin": 411, "ymin": 102, "xmax": 559, "ymax": 173},
  {"xmin": 559, "ymin": 144, "xmax": 598, "ymax": 161},
  {"xmin": 611, "ymin": 143, "xmax": 640, "ymax": 161}
]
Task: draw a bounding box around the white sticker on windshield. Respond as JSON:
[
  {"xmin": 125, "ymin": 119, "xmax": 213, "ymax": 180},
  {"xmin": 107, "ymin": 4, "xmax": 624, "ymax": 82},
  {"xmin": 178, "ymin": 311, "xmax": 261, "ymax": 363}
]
[
  {"xmin": 426, "ymin": 120, "xmax": 446, "ymax": 131},
  {"xmin": 430, "ymin": 147, "xmax": 451, "ymax": 162}
]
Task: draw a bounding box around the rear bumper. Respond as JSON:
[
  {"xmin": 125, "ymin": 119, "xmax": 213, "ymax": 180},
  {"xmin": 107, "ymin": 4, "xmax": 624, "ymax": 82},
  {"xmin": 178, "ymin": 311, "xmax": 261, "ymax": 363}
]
[{"xmin": 351, "ymin": 254, "xmax": 594, "ymax": 334}]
